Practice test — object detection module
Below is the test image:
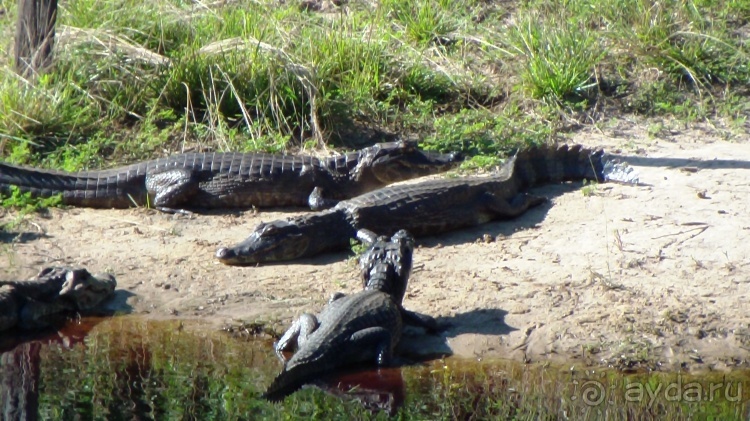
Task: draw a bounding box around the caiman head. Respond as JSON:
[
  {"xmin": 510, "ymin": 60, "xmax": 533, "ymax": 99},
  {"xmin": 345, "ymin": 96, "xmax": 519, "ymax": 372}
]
[
  {"xmin": 358, "ymin": 229, "xmax": 415, "ymax": 304},
  {"xmin": 216, "ymin": 219, "xmax": 320, "ymax": 265},
  {"xmin": 353, "ymin": 140, "xmax": 462, "ymax": 186},
  {"xmin": 57, "ymin": 268, "xmax": 117, "ymax": 310}
]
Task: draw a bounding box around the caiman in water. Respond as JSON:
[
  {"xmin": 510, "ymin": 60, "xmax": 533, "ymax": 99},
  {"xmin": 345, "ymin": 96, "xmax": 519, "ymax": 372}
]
[
  {"xmin": 0, "ymin": 141, "xmax": 460, "ymax": 213},
  {"xmin": 0, "ymin": 267, "xmax": 116, "ymax": 331},
  {"xmin": 263, "ymin": 229, "xmax": 435, "ymax": 402},
  {"xmin": 216, "ymin": 144, "xmax": 619, "ymax": 264}
]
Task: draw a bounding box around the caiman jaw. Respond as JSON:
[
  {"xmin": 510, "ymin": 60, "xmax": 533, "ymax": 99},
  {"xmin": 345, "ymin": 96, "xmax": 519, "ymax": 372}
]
[
  {"xmin": 215, "ymin": 221, "xmax": 310, "ymax": 265},
  {"xmin": 370, "ymin": 147, "xmax": 463, "ymax": 184}
]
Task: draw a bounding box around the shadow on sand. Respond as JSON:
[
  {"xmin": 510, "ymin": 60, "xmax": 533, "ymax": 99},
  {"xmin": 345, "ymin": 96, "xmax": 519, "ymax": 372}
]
[
  {"xmin": 398, "ymin": 308, "xmax": 517, "ymax": 360},
  {"xmin": 609, "ymin": 154, "xmax": 750, "ymax": 171}
]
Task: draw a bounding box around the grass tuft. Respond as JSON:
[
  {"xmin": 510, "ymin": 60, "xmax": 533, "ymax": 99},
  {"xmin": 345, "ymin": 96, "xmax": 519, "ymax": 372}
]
[{"xmin": 507, "ymin": 12, "xmax": 604, "ymax": 102}]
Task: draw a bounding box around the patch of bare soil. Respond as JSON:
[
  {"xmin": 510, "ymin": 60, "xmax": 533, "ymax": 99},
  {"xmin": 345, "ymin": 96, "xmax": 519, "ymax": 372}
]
[{"xmin": 2, "ymin": 126, "xmax": 749, "ymax": 372}]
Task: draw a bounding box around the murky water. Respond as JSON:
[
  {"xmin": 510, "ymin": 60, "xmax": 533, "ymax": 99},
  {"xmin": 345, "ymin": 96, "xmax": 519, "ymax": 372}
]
[{"xmin": 1, "ymin": 317, "xmax": 749, "ymax": 420}]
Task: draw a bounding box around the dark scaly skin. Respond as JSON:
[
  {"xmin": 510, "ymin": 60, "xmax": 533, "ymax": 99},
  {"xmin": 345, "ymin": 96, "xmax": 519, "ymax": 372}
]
[
  {"xmin": 263, "ymin": 290, "xmax": 402, "ymax": 402},
  {"xmin": 263, "ymin": 229, "xmax": 423, "ymax": 402},
  {"xmin": 0, "ymin": 141, "xmax": 461, "ymax": 213},
  {"xmin": 0, "ymin": 267, "xmax": 116, "ymax": 331},
  {"xmin": 358, "ymin": 229, "xmax": 438, "ymax": 332},
  {"xmin": 216, "ymin": 144, "xmax": 606, "ymax": 265}
]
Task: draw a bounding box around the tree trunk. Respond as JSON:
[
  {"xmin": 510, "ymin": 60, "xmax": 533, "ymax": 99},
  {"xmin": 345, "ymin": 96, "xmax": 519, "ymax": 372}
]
[{"xmin": 14, "ymin": 0, "xmax": 58, "ymax": 77}]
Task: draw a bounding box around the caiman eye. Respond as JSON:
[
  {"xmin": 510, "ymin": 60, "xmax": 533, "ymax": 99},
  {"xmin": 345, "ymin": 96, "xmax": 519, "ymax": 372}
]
[{"xmin": 264, "ymin": 225, "xmax": 277, "ymax": 234}]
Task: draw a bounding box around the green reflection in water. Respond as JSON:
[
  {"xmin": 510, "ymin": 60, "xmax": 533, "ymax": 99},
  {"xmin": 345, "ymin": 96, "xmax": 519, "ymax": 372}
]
[{"xmin": 4, "ymin": 317, "xmax": 748, "ymax": 420}]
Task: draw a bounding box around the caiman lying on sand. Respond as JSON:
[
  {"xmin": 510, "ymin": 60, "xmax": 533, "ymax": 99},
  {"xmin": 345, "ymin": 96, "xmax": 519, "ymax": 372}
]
[
  {"xmin": 0, "ymin": 267, "xmax": 116, "ymax": 331},
  {"xmin": 263, "ymin": 229, "xmax": 436, "ymax": 402},
  {"xmin": 0, "ymin": 141, "xmax": 460, "ymax": 213},
  {"xmin": 217, "ymin": 144, "xmax": 631, "ymax": 265}
]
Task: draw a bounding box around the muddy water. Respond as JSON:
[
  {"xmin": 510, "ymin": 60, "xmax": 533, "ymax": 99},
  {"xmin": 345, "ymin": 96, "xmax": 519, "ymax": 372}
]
[{"xmin": 1, "ymin": 317, "xmax": 749, "ymax": 420}]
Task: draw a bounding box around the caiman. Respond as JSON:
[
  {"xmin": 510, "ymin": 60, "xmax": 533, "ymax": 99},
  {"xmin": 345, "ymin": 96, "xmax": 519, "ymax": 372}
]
[
  {"xmin": 0, "ymin": 267, "xmax": 116, "ymax": 331},
  {"xmin": 263, "ymin": 229, "xmax": 433, "ymax": 402},
  {"xmin": 216, "ymin": 144, "xmax": 615, "ymax": 265},
  {"xmin": 0, "ymin": 141, "xmax": 460, "ymax": 213}
]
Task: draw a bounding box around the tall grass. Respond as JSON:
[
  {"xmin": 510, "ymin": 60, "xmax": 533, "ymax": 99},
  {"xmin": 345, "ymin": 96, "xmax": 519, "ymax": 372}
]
[{"xmin": 0, "ymin": 0, "xmax": 746, "ymax": 168}]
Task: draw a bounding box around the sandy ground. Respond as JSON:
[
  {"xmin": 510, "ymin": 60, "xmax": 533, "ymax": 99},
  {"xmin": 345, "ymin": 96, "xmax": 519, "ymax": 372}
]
[{"xmin": 2, "ymin": 125, "xmax": 749, "ymax": 372}]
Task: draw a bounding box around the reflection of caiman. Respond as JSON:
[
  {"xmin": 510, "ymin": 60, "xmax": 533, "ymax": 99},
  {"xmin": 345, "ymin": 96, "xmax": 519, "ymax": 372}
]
[
  {"xmin": 310, "ymin": 367, "xmax": 406, "ymax": 416},
  {"xmin": 217, "ymin": 144, "xmax": 607, "ymax": 264},
  {"xmin": 0, "ymin": 267, "xmax": 116, "ymax": 331},
  {"xmin": 0, "ymin": 141, "xmax": 460, "ymax": 213},
  {"xmin": 263, "ymin": 229, "xmax": 436, "ymax": 402}
]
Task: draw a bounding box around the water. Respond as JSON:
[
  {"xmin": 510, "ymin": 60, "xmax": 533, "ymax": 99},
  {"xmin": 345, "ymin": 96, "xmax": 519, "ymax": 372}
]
[{"xmin": 1, "ymin": 317, "xmax": 748, "ymax": 420}]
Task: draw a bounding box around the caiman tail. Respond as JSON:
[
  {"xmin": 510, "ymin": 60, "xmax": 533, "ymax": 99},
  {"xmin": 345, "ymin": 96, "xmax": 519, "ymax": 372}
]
[
  {"xmin": 0, "ymin": 161, "xmax": 144, "ymax": 208},
  {"xmin": 262, "ymin": 364, "xmax": 323, "ymax": 402},
  {"xmin": 510, "ymin": 144, "xmax": 605, "ymax": 191}
]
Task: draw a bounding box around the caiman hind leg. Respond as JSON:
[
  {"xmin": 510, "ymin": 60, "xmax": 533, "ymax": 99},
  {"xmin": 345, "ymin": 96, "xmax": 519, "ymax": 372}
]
[
  {"xmin": 401, "ymin": 309, "xmax": 441, "ymax": 333},
  {"xmin": 145, "ymin": 168, "xmax": 199, "ymax": 214},
  {"xmin": 277, "ymin": 292, "xmax": 346, "ymax": 357},
  {"xmin": 275, "ymin": 313, "xmax": 320, "ymax": 362},
  {"xmin": 481, "ymin": 192, "xmax": 547, "ymax": 218},
  {"xmin": 349, "ymin": 327, "xmax": 396, "ymax": 366}
]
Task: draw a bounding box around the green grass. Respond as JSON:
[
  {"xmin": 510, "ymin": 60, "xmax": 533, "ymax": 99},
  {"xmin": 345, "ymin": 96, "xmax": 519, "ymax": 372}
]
[
  {"xmin": 0, "ymin": 185, "xmax": 62, "ymax": 230},
  {"xmin": 506, "ymin": 11, "xmax": 605, "ymax": 102},
  {"xmin": 0, "ymin": 0, "xmax": 747, "ymax": 171}
]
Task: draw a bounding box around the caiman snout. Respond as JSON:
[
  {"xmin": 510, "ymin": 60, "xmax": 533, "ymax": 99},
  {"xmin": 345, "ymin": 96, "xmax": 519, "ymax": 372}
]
[
  {"xmin": 215, "ymin": 246, "xmax": 257, "ymax": 266},
  {"xmin": 369, "ymin": 147, "xmax": 463, "ymax": 185},
  {"xmin": 215, "ymin": 220, "xmax": 314, "ymax": 265},
  {"xmin": 215, "ymin": 247, "xmax": 236, "ymax": 262}
]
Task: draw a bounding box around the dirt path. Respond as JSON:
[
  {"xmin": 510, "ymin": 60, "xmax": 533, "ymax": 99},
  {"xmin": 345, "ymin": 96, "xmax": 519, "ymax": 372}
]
[{"xmin": 3, "ymin": 127, "xmax": 749, "ymax": 372}]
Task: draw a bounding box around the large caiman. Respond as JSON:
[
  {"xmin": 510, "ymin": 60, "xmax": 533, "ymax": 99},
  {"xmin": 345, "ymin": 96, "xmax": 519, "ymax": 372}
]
[
  {"xmin": 0, "ymin": 140, "xmax": 460, "ymax": 213},
  {"xmin": 263, "ymin": 229, "xmax": 434, "ymax": 402},
  {"xmin": 0, "ymin": 267, "xmax": 116, "ymax": 331},
  {"xmin": 216, "ymin": 144, "xmax": 610, "ymax": 264}
]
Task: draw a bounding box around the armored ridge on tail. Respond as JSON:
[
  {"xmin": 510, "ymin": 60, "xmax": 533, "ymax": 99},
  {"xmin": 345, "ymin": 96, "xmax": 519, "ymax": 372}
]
[
  {"xmin": 216, "ymin": 144, "xmax": 608, "ymax": 265},
  {"xmin": 0, "ymin": 141, "xmax": 461, "ymax": 213}
]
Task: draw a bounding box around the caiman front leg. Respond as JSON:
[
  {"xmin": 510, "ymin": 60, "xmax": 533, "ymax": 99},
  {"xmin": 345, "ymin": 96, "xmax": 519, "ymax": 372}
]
[
  {"xmin": 145, "ymin": 169, "xmax": 199, "ymax": 214},
  {"xmin": 275, "ymin": 313, "xmax": 320, "ymax": 362},
  {"xmin": 401, "ymin": 309, "xmax": 441, "ymax": 333},
  {"xmin": 307, "ymin": 187, "xmax": 339, "ymax": 211}
]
